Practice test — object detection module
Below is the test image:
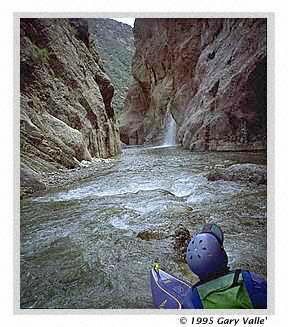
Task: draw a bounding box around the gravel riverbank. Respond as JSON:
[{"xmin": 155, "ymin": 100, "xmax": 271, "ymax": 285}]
[{"xmin": 21, "ymin": 158, "xmax": 119, "ymax": 198}]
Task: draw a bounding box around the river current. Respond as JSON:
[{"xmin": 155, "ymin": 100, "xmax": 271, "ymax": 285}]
[{"xmin": 20, "ymin": 145, "xmax": 267, "ymax": 309}]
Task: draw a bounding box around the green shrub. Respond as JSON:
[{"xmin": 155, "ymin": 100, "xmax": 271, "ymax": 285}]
[{"xmin": 31, "ymin": 45, "xmax": 49, "ymax": 64}]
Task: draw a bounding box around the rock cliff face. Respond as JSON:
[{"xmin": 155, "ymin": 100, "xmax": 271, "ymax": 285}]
[
  {"xmin": 87, "ymin": 19, "xmax": 134, "ymax": 125},
  {"xmin": 20, "ymin": 19, "xmax": 121, "ymax": 194},
  {"xmin": 122, "ymin": 18, "xmax": 267, "ymax": 150}
]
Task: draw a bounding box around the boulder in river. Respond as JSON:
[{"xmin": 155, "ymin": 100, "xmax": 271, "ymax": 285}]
[
  {"xmin": 20, "ymin": 166, "xmax": 46, "ymax": 197},
  {"xmin": 137, "ymin": 224, "xmax": 191, "ymax": 262},
  {"xmin": 207, "ymin": 163, "xmax": 267, "ymax": 185},
  {"xmin": 173, "ymin": 225, "xmax": 191, "ymax": 262},
  {"xmin": 136, "ymin": 229, "xmax": 167, "ymax": 241}
]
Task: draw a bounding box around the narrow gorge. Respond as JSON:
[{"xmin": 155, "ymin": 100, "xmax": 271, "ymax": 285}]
[
  {"xmin": 19, "ymin": 18, "xmax": 267, "ymax": 309},
  {"xmin": 121, "ymin": 18, "xmax": 267, "ymax": 151}
]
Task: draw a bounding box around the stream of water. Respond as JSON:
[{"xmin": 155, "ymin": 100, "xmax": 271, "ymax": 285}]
[
  {"xmin": 163, "ymin": 112, "xmax": 177, "ymax": 146},
  {"xmin": 20, "ymin": 146, "xmax": 267, "ymax": 309}
]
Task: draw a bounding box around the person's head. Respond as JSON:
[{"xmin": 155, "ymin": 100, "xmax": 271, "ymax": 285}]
[{"xmin": 186, "ymin": 224, "xmax": 228, "ymax": 281}]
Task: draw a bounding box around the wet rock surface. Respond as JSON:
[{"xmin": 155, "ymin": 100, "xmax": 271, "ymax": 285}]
[
  {"xmin": 20, "ymin": 165, "xmax": 47, "ymax": 197},
  {"xmin": 137, "ymin": 229, "xmax": 168, "ymax": 241},
  {"xmin": 207, "ymin": 163, "xmax": 267, "ymax": 185},
  {"xmin": 173, "ymin": 225, "xmax": 191, "ymax": 261},
  {"xmin": 137, "ymin": 224, "xmax": 191, "ymax": 261},
  {"xmin": 122, "ymin": 19, "xmax": 267, "ymax": 150}
]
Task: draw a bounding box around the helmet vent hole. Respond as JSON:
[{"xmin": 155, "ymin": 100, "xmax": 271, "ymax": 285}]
[
  {"xmin": 188, "ymin": 249, "xmax": 190, "ymax": 252},
  {"xmin": 190, "ymin": 256, "xmax": 193, "ymax": 260},
  {"xmin": 202, "ymin": 247, "xmax": 207, "ymax": 250},
  {"xmin": 199, "ymin": 240, "xmax": 203, "ymax": 244},
  {"xmin": 198, "ymin": 254, "xmax": 201, "ymax": 258}
]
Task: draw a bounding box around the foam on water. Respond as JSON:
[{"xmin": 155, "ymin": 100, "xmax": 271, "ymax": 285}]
[
  {"xmin": 33, "ymin": 173, "xmax": 242, "ymax": 205},
  {"xmin": 33, "ymin": 181, "xmax": 165, "ymax": 203},
  {"xmin": 21, "ymin": 145, "xmax": 267, "ymax": 309}
]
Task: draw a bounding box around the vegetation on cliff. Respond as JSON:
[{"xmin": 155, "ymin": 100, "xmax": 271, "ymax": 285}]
[{"xmin": 88, "ymin": 19, "xmax": 135, "ymax": 127}]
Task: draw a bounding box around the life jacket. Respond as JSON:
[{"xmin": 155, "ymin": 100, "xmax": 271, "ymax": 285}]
[{"xmin": 182, "ymin": 270, "xmax": 267, "ymax": 309}]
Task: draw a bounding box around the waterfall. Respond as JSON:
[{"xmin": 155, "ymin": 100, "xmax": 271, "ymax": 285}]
[{"xmin": 162, "ymin": 111, "xmax": 177, "ymax": 146}]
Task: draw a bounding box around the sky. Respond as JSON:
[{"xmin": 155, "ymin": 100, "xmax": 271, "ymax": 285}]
[{"xmin": 112, "ymin": 18, "xmax": 135, "ymax": 27}]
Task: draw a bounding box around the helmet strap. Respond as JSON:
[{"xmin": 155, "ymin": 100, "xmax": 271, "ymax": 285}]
[{"xmin": 201, "ymin": 266, "xmax": 230, "ymax": 282}]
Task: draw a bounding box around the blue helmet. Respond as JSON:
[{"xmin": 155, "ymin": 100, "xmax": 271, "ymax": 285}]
[{"xmin": 186, "ymin": 232, "xmax": 228, "ymax": 281}]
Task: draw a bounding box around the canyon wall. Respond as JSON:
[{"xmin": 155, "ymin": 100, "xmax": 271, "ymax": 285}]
[
  {"xmin": 20, "ymin": 18, "xmax": 121, "ymax": 194},
  {"xmin": 121, "ymin": 18, "xmax": 267, "ymax": 151},
  {"xmin": 88, "ymin": 19, "xmax": 134, "ymax": 125}
]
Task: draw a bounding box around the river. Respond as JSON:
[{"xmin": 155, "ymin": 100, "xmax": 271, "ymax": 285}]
[{"xmin": 20, "ymin": 145, "xmax": 267, "ymax": 309}]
